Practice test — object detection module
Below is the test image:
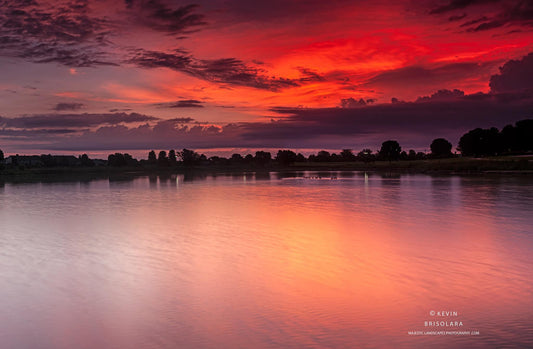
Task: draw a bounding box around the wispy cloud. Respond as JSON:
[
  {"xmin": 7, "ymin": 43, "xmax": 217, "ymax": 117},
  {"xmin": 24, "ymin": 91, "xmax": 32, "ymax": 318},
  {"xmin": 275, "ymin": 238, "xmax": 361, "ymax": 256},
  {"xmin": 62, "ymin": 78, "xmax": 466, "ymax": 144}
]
[
  {"xmin": 125, "ymin": 1, "xmax": 206, "ymax": 34},
  {"xmin": 430, "ymin": 0, "xmax": 533, "ymax": 32},
  {"xmin": 154, "ymin": 100, "xmax": 204, "ymax": 108},
  {"xmin": 0, "ymin": 0, "xmax": 115, "ymax": 67},
  {"xmin": 128, "ymin": 49, "xmax": 300, "ymax": 91},
  {"xmin": 0, "ymin": 112, "xmax": 158, "ymax": 129},
  {"xmin": 53, "ymin": 103, "xmax": 85, "ymax": 111}
]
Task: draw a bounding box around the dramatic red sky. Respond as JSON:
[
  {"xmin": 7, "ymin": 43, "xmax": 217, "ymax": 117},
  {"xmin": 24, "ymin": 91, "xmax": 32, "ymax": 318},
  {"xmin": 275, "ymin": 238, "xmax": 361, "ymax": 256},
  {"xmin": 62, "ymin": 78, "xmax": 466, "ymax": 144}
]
[{"xmin": 0, "ymin": 0, "xmax": 532, "ymax": 156}]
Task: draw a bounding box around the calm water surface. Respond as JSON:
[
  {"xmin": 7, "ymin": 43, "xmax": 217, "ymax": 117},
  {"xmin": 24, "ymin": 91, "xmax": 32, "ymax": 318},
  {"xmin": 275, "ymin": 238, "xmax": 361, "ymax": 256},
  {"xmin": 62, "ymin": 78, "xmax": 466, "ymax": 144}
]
[{"xmin": 1, "ymin": 172, "xmax": 532, "ymax": 348}]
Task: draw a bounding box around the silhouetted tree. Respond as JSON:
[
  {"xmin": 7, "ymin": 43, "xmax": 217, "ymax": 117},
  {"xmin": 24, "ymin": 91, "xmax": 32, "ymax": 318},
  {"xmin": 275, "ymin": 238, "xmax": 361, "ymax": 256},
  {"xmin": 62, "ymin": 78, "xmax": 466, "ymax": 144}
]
[
  {"xmin": 379, "ymin": 140, "xmax": 402, "ymax": 161},
  {"xmin": 254, "ymin": 151, "xmax": 271, "ymax": 166},
  {"xmin": 107, "ymin": 153, "xmax": 136, "ymax": 166},
  {"xmin": 209, "ymin": 156, "xmax": 228, "ymax": 166},
  {"xmin": 158, "ymin": 150, "xmax": 168, "ymax": 167},
  {"xmin": 408, "ymin": 149, "xmax": 417, "ymax": 160},
  {"xmin": 124, "ymin": 153, "xmax": 136, "ymax": 166},
  {"xmin": 515, "ymin": 119, "xmax": 533, "ymax": 152},
  {"xmin": 40, "ymin": 154, "xmax": 55, "ymax": 167},
  {"xmin": 340, "ymin": 149, "xmax": 356, "ymax": 162},
  {"xmin": 316, "ymin": 150, "xmax": 331, "ymax": 162},
  {"xmin": 230, "ymin": 153, "xmax": 243, "ymax": 164},
  {"xmin": 276, "ymin": 150, "xmax": 297, "ymax": 166},
  {"xmin": 430, "ymin": 138, "xmax": 453, "ymax": 158},
  {"xmin": 458, "ymin": 127, "xmax": 501, "ymax": 156},
  {"xmin": 179, "ymin": 148, "xmax": 201, "ymax": 165},
  {"xmin": 79, "ymin": 154, "xmax": 94, "ymax": 167},
  {"xmin": 330, "ymin": 153, "xmax": 342, "ymax": 162},
  {"xmin": 108, "ymin": 153, "xmax": 125, "ymax": 166},
  {"xmin": 0, "ymin": 149, "xmax": 4, "ymax": 162},
  {"xmin": 168, "ymin": 149, "xmax": 177, "ymax": 166},
  {"xmin": 486, "ymin": 119, "xmax": 533, "ymax": 154},
  {"xmin": 244, "ymin": 154, "xmax": 254, "ymax": 163},
  {"xmin": 148, "ymin": 150, "xmax": 157, "ymax": 164},
  {"xmin": 357, "ymin": 149, "xmax": 374, "ymax": 163},
  {"xmin": 500, "ymin": 124, "xmax": 517, "ymax": 152},
  {"xmin": 296, "ymin": 153, "xmax": 306, "ymax": 162}
]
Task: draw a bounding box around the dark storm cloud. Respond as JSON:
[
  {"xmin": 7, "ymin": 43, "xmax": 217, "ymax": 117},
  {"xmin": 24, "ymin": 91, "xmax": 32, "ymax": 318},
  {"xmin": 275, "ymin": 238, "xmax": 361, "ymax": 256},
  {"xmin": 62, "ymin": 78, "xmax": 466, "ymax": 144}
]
[
  {"xmin": 0, "ymin": 0, "xmax": 115, "ymax": 67},
  {"xmin": 155, "ymin": 100, "xmax": 204, "ymax": 108},
  {"xmin": 430, "ymin": 0, "xmax": 533, "ymax": 32},
  {"xmin": 22, "ymin": 88, "xmax": 532, "ymax": 151},
  {"xmin": 45, "ymin": 121, "xmax": 243, "ymax": 150},
  {"xmin": 128, "ymin": 49, "xmax": 300, "ymax": 91},
  {"xmin": 0, "ymin": 128, "xmax": 81, "ymax": 139},
  {"xmin": 240, "ymin": 93, "xmax": 533, "ymax": 142},
  {"xmin": 126, "ymin": 1, "xmax": 206, "ymax": 34},
  {"xmin": 53, "ymin": 102, "xmax": 85, "ymax": 111},
  {"xmin": 490, "ymin": 52, "xmax": 533, "ymax": 93},
  {"xmin": 466, "ymin": 1, "xmax": 533, "ymax": 32},
  {"xmin": 430, "ymin": 0, "xmax": 501, "ymax": 14},
  {"xmin": 249, "ymin": 48, "xmax": 533, "ymax": 143},
  {"xmin": 0, "ymin": 112, "xmax": 158, "ymax": 129},
  {"xmin": 192, "ymin": 0, "xmax": 356, "ymax": 23},
  {"xmin": 415, "ymin": 89, "xmax": 465, "ymax": 102}
]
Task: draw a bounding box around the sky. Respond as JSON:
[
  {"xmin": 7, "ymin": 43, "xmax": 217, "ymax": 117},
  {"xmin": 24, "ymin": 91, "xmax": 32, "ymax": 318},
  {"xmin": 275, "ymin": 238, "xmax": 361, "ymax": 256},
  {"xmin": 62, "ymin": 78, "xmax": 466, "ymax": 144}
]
[{"xmin": 0, "ymin": 0, "xmax": 532, "ymax": 157}]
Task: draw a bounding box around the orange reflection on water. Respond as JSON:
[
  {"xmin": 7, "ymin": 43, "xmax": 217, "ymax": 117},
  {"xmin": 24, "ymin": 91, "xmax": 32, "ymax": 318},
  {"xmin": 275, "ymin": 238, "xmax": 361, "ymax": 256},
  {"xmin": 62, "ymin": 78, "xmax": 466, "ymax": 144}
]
[{"xmin": 2, "ymin": 175, "xmax": 532, "ymax": 348}]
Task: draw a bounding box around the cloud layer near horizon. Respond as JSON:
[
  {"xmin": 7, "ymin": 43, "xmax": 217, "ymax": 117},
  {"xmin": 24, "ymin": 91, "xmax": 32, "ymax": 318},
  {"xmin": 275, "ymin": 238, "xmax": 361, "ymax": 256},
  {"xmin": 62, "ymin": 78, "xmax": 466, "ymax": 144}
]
[{"xmin": 1, "ymin": 52, "xmax": 532, "ymax": 152}]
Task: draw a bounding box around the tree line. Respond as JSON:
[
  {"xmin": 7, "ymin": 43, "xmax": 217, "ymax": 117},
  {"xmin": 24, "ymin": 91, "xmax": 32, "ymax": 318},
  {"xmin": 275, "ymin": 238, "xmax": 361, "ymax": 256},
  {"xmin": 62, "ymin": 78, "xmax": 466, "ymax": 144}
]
[
  {"xmin": 0, "ymin": 118, "xmax": 531, "ymax": 169},
  {"xmin": 458, "ymin": 119, "xmax": 532, "ymax": 156}
]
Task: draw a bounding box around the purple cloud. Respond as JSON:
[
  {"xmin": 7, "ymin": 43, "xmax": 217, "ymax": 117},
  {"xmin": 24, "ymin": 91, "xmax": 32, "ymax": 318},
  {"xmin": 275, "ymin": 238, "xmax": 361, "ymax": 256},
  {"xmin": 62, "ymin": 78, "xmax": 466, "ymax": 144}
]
[
  {"xmin": 126, "ymin": 1, "xmax": 206, "ymax": 34},
  {"xmin": 0, "ymin": 112, "xmax": 158, "ymax": 129},
  {"xmin": 154, "ymin": 100, "xmax": 204, "ymax": 108},
  {"xmin": 490, "ymin": 52, "xmax": 533, "ymax": 93},
  {"xmin": 53, "ymin": 103, "xmax": 85, "ymax": 111}
]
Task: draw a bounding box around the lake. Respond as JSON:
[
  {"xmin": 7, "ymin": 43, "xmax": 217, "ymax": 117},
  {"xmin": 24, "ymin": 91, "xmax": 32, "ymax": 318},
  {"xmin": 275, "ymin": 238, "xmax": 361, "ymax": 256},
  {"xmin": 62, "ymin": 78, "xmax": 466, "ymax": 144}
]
[{"xmin": 1, "ymin": 172, "xmax": 532, "ymax": 348}]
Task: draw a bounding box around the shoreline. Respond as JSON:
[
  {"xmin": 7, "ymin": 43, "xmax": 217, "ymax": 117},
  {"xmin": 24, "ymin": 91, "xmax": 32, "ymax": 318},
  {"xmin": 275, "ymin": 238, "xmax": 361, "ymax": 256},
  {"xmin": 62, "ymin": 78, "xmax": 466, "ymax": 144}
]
[{"xmin": 1, "ymin": 156, "xmax": 532, "ymax": 183}]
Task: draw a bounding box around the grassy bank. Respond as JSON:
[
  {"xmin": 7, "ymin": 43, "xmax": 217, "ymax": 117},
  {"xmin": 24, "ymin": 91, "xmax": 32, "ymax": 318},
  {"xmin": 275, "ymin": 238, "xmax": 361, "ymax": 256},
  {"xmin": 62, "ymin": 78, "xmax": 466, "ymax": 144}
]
[
  {"xmin": 290, "ymin": 155, "xmax": 533, "ymax": 173},
  {"xmin": 1, "ymin": 155, "xmax": 532, "ymax": 183}
]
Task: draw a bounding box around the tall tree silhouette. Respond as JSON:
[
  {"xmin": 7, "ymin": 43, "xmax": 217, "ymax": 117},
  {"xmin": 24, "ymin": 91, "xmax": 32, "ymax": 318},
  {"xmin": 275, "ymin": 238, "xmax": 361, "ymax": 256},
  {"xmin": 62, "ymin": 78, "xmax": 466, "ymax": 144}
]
[
  {"xmin": 430, "ymin": 138, "xmax": 453, "ymax": 158},
  {"xmin": 254, "ymin": 151, "xmax": 271, "ymax": 166},
  {"xmin": 515, "ymin": 119, "xmax": 533, "ymax": 152},
  {"xmin": 180, "ymin": 148, "xmax": 201, "ymax": 165},
  {"xmin": 379, "ymin": 140, "xmax": 402, "ymax": 161},
  {"xmin": 79, "ymin": 154, "xmax": 94, "ymax": 166},
  {"xmin": 357, "ymin": 149, "xmax": 374, "ymax": 162},
  {"xmin": 168, "ymin": 149, "xmax": 177, "ymax": 166},
  {"xmin": 316, "ymin": 150, "xmax": 331, "ymax": 162},
  {"xmin": 148, "ymin": 150, "xmax": 157, "ymax": 164},
  {"xmin": 158, "ymin": 150, "xmax": 168, "ymax": 167},
  {"xmin": 340, "ymin": 149, "xmax": 356, "ymax": 161},
  {"xmin": 275, "ymin": 150, "xmax": 297, "ymax": 166},
  {"xmin": 458, "ymin": 127, "xmax": 501, "ymax": 156}
]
